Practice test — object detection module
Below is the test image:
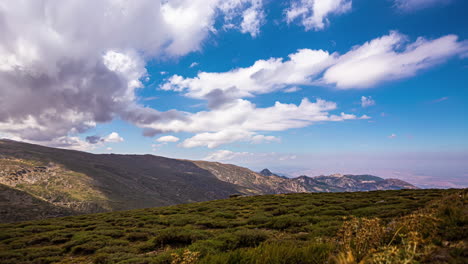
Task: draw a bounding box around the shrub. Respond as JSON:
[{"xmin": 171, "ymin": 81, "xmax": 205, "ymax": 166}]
[
  {"xmin": 95, "ymin": 229, "xmax": 124, "ymax": 238},
  {"xmin": 216, "ymin": 229, "xmax": 268, "ymax": 251},
  {"xmin": 71, "ymin": 241, "xmax": 105, "ymax": 255},
  {"xmin": 247, "ymin": 213, "xmax": 269, "ymax": 225},
  {"xmin": 126, "ymin": 232, "xmax": 149, "ymax": 242},
  {"xmin": 200, "ymin": 241, "xmax": 333, "ymax": 264},
  {"xmin": 266, "ymin": 215, "xmax": 307, "ymax": 230},
  {"xmin": 336, "ymin": 216, "xmax": 385, "ymax": 261},
  {"xmin": 214, "ymin": 212, "xmax": 237, "ymax": 219},
  {"xmin": 152, "ymin": 228, "xmax": 208, "ymax": 248}
]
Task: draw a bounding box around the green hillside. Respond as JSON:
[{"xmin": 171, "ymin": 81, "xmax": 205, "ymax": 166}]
[{"xmin": 0, "ymin": 189, "xmax": 466, "ymax": 264}]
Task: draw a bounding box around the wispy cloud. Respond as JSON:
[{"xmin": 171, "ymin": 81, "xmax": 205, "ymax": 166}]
[
  {"xmin": 394, "ymin": 0, "xmax": 452, "ymax": 12},
  {"xmin": 361, "ymin": 96, "xmax": 376, "ymax": 107},
  {"xmin": 431, "ymin": 96, "xmax": 449, "ymax": 103}
]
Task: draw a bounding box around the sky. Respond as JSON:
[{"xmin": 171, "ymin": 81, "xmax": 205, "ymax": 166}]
[{"xmin": 0, "ymin": 0, "xmax": 467, "ymax": 188}]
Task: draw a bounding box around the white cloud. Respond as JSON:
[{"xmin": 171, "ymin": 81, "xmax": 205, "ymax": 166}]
[
  {"xmin": 0, "ymin": 0, "xmax": 265, "ymax": 149},
  {"xmin": 432, "ymin": 96, "xmax": 449, "ymax": 103},
  {"xmin": 388, "ymin": 133, "xmax": 397, "ymax": 139},
  {"xmin": 283, "ymin": 86, "xmax": 302, "ymax": 93},
  {"xmin": 180, "ymin": 129, "xmax": 279, "ymax": 149},
  {"xmin": 162, "ymin": 31, "xmax": 467, "ymax": 98},
  {"xmin": 103, "ymin": 132, "xmax": 124, "ymax": 143},
  {"xmin": 138, "ymin": 98, "xmax": 357, "ymax": 148},
  {"xmin": 361, "ymin": 96, "xmax": 376, "ymax": 107},
  {"xmin": 153, "ymin": 31, "xmax": 467, "ymax": 148},
  {"xmin": 189, "ymin": 62, "xmax": 199, "ymax": 68},
  {"xmin": 204, "ymin": 150, "xmax": 252, "ymax": 161},
  {"xmin": 219, "ymin": 0, "xmax": 265, "ymax": 37},
  {"xmin": 394, "ymin": 0, "xmax": 451, "ymax": 11},
  {"xmin": 161, "ymin": 48, "xmax": 335, "ymax": 99},
  {"xmin": 285, "ymin": 0, "xmax": 352, "ymax": 31},
  {"xmin": 240, "ymin": 2, "xmax": 265, "ymax": 37},
  {"xmin": 156, "ymin": 135, "xmax": 180, "ymax": 143},
  {"xmin": 144, "ymin": 98, "xmax": 344, "ymax": 133},
  {"xmin": 323, "ymin": 31, "xmax": 467, "ymax": 88}
]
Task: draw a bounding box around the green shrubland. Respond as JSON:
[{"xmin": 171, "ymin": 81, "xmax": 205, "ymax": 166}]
[{"xmin": 0, "ymin": 189, "xmax": 466, "ymax": 263}]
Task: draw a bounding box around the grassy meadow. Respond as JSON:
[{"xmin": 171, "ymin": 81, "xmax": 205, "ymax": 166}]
[{"xmin": 0, "ymin": 189, "xmax": 466, "ymax": 264}]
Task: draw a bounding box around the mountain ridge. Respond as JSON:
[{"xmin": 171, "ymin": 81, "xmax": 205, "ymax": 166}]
[{"xmin": 0, "ymin": 139, "xmax": 416, "ymax": 222}]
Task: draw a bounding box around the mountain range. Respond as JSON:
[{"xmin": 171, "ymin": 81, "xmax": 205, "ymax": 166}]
[{"xmin": 0, "ymin": 139, "xmax": 416, "ymax": 222}]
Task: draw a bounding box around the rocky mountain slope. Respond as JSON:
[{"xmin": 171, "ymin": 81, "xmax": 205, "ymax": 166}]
[{"xmin": 0, "ymin": 139, "xmax": 416, "ymax": 222}]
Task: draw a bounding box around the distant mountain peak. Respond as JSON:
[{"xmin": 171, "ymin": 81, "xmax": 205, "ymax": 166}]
[{"xmin": 260, "ymin": 168, "xmax": 274, "ymax": 176}]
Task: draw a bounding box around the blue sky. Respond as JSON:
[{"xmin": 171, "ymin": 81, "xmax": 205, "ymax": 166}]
[{"xmin": 1, "ymin": 0, "xmax": 467, "ymax": 187}]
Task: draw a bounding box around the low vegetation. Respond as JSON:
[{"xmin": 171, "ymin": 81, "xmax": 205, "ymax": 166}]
[{"xmin": 0, "ymin": 189, "xmax": 466, "ymax": 263}]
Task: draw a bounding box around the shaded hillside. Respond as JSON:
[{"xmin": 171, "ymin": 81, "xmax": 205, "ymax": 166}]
[
  {"xmin": 0, "ymin": 189, "xmax": 465, "ymax": 264},
  {"xmin": 0, "ymin": 140, "xmax": 242, "ymax": 219},
  {"xmin": 0, "ymin": 183, "xmax": 75, "ymax": 222}
]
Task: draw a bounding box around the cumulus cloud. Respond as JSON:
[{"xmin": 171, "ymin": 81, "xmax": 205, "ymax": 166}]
[
  {"xmin": 394, "ymin": 0, "xmax": 451, "ymax": 11},
  {"xmin": 361, "ymin": 96, "xmax": 376, "ymax": 107},
  {"xmin": 103, "ymin": 132, "xmax": 124, "ymax": 143},
  {"xmin": 0, "ymin": 0, "xmax": 265, "ymax": 149},
  {"xmin": 156, "ymin": 135, "xmax": 180, "ymax": 143},
  {"xmin": 162, "ymin": 31, "xmax": 468, "ymax": 98},
  {"xmin": 285, "ymin": 0, "xmax": 352, "ymax": 31}
]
